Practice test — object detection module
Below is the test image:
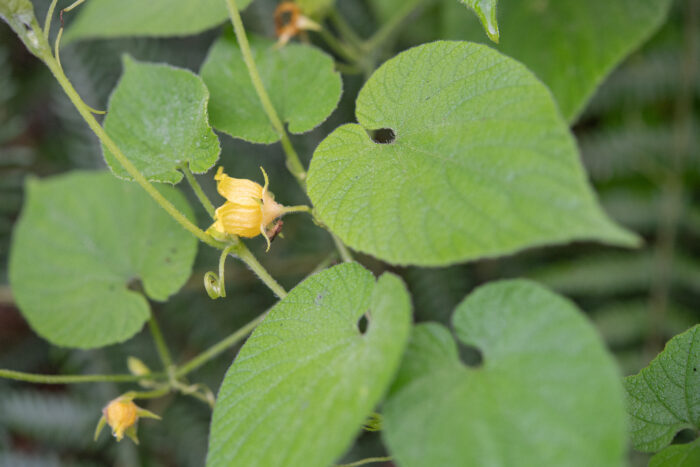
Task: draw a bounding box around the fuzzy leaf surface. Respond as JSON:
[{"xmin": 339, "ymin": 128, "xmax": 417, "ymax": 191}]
[
  {"xmin": 8, "ymin": 171, "xmax": 197, "ymax": 348},
  {"xmin": 64, "ymin": 0, "xmax": 251, "ymax": 40},
  {"xmin": 200, "ymin": 34, "xmax": 342, "ymax": 144},
  {"xmin": 307, "ymin": 41, "xmax": 637, "ymax": 266},
  {"xmin": 442, "ymin": 0, "xmax": 673, "ymax": 121},
  {"xmin": 102, "ymin": 57, "xmax": 220, "ymax": 184},
  {"xmin": 383, "ymin": 280, "xmax": 627, "ymax": 467},
  {"xmin": 207, "ymin": 263, "xmax": 411, "ymax": 467},
  {"xmin": 625, "ymin": 325, "xmax": 700, "ymax": 452}
]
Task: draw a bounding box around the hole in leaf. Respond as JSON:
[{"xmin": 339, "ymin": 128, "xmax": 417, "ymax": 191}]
[
  {"xmin": 357, "ymin": 313, "xmax": 369, "ymax": 335},
  {"xmin": 671, "ymin": 428, "xmax": 697, "ymax": 445},
  {"xmin": 370, "ymin": 128, "xmax": 396, "ymax": 144},
  {"xmin": 457, "ymin": 342, "xmax": 483, "ymax": 368},
  {"xmin": 127, "ymin": 278, "xmax": 144, "ymax": 294}
]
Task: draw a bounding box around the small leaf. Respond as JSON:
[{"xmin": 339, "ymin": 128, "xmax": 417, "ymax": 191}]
[
  {"xmin": 8, "ymin": 171, "xmax": 198, "ymax": 348},
  {"xmin": 650, "ymin": 440, "xmax": 700, "ymax": 467},
  {"xmin": 307, "ymin": 41, "xmax": 637, "ymax": 266},
  {"xmin": 624, "ymin": 325, "xmax": 700, "ymax": 452},
  {"xmin": 200, "ymin": 34, "xmax": 342, "ymax": 144},
  {"xmin": 383, "ymin": 280, "xmax": 627, "ymax": 467},
  {"xmin": 64, "ymin": 0, "xmax": 252, "ymax": 41},
  {"xmin": 0, "ymin": 0, "xmax": 32, "ymax": 18},
  {"xmin": 207, "ymin": 263, "xmax": 412, "ymax": 467},
  {"xmin": 460, "ymin": 0, "xmax": 499, "ymax": 42},
  {"xmin": 442, "ymin": 0, "xmax": 673, "ymax": 121},
  {"xmin": 103, "ymin": 56, "xmax": 220, "ymax": 184}
]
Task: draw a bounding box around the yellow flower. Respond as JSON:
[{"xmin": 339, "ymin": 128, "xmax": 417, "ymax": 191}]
[
  {"xmin": 94, "ymin": 396, "xmax": 160, "ymax": 444},
  {"xmin": 209, "ymin": 167, "xmax": 285, "ymax": 250}
]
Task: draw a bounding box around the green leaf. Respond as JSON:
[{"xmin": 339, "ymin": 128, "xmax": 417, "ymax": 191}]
[
  {"xmin": 307, "ymin": 41, "xmax": 637, "ymax": 266},
  {"xmin": 207, "ymin": 263, "xmax": 411, "ymax": 467},
  {"xmin": 624, "ymin": 325, "xmax": 700, "ymax": 452},
  {"xmin": 442, "ymin": 0, "xmax": 673, "ymax": 121},
  {"xmin": 64, "ymin": 0, "xmax": 252, "ymax": 41},
  {"xmin": 8, "ymin": 171, "xmax": 198, "ymax": 348},
  {"xmin": 383, "ymin": 279, "xmax": 627, "ymax": 467},
  {"xmin": 650, "ymin": 440, "xmax": 700, "ymax": 467},
  {"xmin": 200, "ymin": 34, "xmax": 342, "ymax": 144},
  {"xmin": 0, "ymin": 0, "xmax": 31, "ymax": 18},
  {"xmin": 103, "ymin": 56, "xmax": 220, "ymax": 184},
  {"xmin": 460, "ymin": 0, "xmax": 499, "ymax": 43}
]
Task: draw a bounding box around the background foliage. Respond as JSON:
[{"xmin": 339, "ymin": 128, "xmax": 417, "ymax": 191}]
[{"xmin": 0, "ymin": 0, "xmax": 698, "ymax": 465}]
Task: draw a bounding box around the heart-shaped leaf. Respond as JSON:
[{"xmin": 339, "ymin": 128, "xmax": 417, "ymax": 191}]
[
  {"xmin": 207, "ymin": 263, "xmax": 411, "ymax": 467},
  {"xmin": 625, "ymin": 325, "xmax": 700, "ymax": 452},
  {"xmin": 8, "ymin": 171, "xmax": 198, "ymax": 348},
  {"xmin": 102, "ymin": 56, "xmax": 220, "ymax": 184},
  {"xmin": 383, "ymin": 279, "xmax": 627, "ymax": 467},
  {"xmin": 64, "ymin": 0, "xmax": 252, "ymax": 40},
  {"xmin": 442, "ymin": 0, "xmax": 673, "ymax": 121},
  {"xmin": 200, "ymin": 34, "xmax": 342, "ymax": 144},
  {"xmin": 307, "ymin": 41, "xmax": 637, "ymax": 266}
]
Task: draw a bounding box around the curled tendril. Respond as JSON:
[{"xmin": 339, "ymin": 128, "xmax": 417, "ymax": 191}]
[{"xmin": 203, "ymin": 244, "xmax": 237, "ymax": 300}]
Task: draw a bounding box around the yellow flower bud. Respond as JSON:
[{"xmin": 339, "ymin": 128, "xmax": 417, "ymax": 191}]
[
  {"xmin": 94, "ymin": 396, "xmax": 161, "ymax": 444},
  {"xmin": 104, "ymin": 398, "xmax": 137, "ymax": 441},
  {"xmin": 210, "ymin": 167, "xmax": 285, "ymax": 250}
]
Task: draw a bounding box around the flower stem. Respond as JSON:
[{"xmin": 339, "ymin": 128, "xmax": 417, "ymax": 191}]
[
  {"xmin": 148, "ymin": 315, "xmax": 173, "ymax": 371},
  {"xmin": 175, "ymin": 312, "xmax": 267, "ymax": 377},
  {"xmin": 123, "ymin": 387, "xmax": 170, "ymax": 400},
  {"xmin": 0, "ymin": 369, "xmax": 164, "ymax": 384},
  {"xmin": 181, "ymin": 163, "xmax": 216, "ymax": 219},
  {"xmin": 225, "ymin": 0, "xmax": 307, "ymax": 187},
  {"xmin": 234, "ymin": 243, "xmax": 287, "ymax": 299}
]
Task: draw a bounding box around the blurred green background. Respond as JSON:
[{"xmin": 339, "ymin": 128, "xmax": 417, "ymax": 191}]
[{"xmin": 0, "ymin": 0, "xmax": 698, "ymax": 465}]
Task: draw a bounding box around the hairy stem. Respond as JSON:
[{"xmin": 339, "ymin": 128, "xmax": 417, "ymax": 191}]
[
  {"xmin": 175, "ymin": 312, "xmax": 267, "ymax": 377},
  {"xmin": 181, "ymin": 163, "xmax": 216, "ymax": 219},
  {"xmin": 0, "ymin": 369, "xmax": 164, "ymax": 384},
  {"xmin": 234, "ymin": 243, "xmax": 288, "ymax": 299},
  {"xmin": 225, "ymin": 0, "xmax": 306, "ymax": 186},
  {"xmin": 148, "ymin": 315, "xmax": 174, "ymax": 371}
]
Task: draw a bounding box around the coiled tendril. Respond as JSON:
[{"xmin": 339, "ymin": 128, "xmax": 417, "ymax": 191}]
[{"xmin": 204, "ymin": 244, "xmax": 236, "ymax": 299}]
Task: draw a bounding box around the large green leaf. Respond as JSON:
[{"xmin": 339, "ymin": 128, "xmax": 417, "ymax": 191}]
[
  {"xmin": 200, "ymin": 34, "xmax": 342, "ymax": 144},
  {"xmin": 625, "ymin": 325, "xmax": 700, "ymax": 452},
  {"xmin": 102, "ymin": 56, "xmax": 220, "ymax": 184},
  {"xmin": 307, "ymin": 41, "xmax": 637, "ymax": 266},
  {"xmin": 207, "ymin": 263, "xmax": 411, "ymax": 467},
  {"xmin": 441, "ymin": 0, "xmax": 673, "ymax": 121},
  {"xmin": 650, "ymin": 440, "xmax": 700, "ymax": 467},
  {"xmin": 383, "ymin": 280, "xmax": 627, "ymax": 467},
  {"xmin": 8, "ymin": 171, "xmax": 198, "ymax": 348},
  {"xmin": 64, "ymin": 0, "xmax": 252, "ymax": 41}
]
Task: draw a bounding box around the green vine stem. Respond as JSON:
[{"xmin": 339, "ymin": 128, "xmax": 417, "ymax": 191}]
[
  {"xmin": 148, "ymin": 315, "xmax": 174, "ymax": 371},
  {"xmin": 234, "ymin": 243, "xmax": 288, "ymax": 299},
  {"xmin": 181, "ymin": 163, "xmax": 216, "ymax": 219},
  {"xmin": 175, "ymin": 312, "xmax": 267, "ymax": 377},
  {"xmin": 225, "ymin": 0, "xmax": 307, "ymax": 186},
  {"xmin": 0, "ymin": 369, "xmax": 165, "ymax": 384}
]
